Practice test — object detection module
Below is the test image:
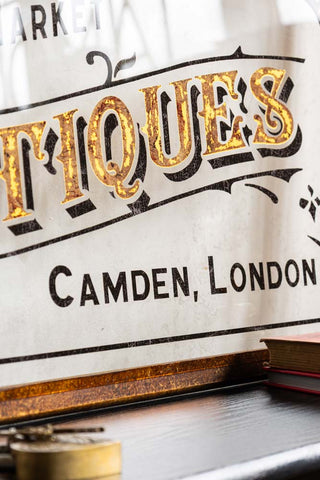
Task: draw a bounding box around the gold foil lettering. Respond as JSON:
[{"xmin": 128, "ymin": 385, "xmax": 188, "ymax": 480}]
[
  {"xmin": 250, "ymin": 68, "xmax": 293, "ymax": 144},
  {"xmin": 140, "ymin": 79, "xmax": 192, "ymax": 167},
  {"xmin": 88, "ymin": 96, "xmax": 139, "ymax": 199},
  {"xmin": 197, "ymin": 71, "xmax": 245, "ymax": 155},
  {"xmin": 0, "ymin": 122, "xmax": 46, "ymax": 221},
  {"xmin": 54, "ymin": 109, "xmax": 84, "ymax": 204}
]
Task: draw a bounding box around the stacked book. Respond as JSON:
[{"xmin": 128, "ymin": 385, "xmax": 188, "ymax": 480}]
[{"xmin": 261, "ymin": 333, "xmax": 320, "ymax": 394}]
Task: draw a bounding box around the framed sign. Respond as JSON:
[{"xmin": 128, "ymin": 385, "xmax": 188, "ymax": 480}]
[{"xmin": 1, "ymin": 0, "xmax": 320, "ymax": 423}]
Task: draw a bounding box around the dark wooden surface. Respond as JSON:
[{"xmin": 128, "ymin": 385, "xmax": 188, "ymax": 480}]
[{"xmin": 1, "ymin": 382, "xmax": 320, "ymax": 479}]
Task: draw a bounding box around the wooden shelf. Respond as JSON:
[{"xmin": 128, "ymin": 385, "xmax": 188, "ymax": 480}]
[{"xmin": 2, "ymin": 382, "xmax": 319, "ymax": 479}]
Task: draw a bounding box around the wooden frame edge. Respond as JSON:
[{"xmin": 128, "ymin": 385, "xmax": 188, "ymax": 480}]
[{"xmin": 0, "ymin": 349, "xmax": 268, "ymax": 424}]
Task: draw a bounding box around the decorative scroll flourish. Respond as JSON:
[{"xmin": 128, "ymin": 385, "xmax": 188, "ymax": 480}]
[
  {"xmin": 300, "ymin": 185, "xmax": 320, "ymax": 221},
  {"xmin": 86, "ymin": 51, "xmax": 113, "ymax": 87},
  {"xmin": 300, "ymin": 187, "xmax": 320, "ymax": 247},
  {"xmin": 245, "ymin": 183, "xmax": 279, "ymax": 204},
  {"xmin": 0, "ymin": 46, "xmax": 304, "ymax": 117},
  {"xmin": 0, "ymin": 168, "xmax": 301, "ymax": 259},
  {"xmin": 86, "ymin": 51, "xmax": 137, "ymax": 86},
  {"xmin": 114, "ymin": 53, "xmax": 137, "ymax": 78}
]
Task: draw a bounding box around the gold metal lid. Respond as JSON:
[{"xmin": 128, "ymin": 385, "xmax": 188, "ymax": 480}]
[{"xmin": 0, "ymin": 425, "xmax": 121, "ymax": 480}]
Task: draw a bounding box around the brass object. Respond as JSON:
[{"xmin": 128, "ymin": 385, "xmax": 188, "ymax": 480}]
[{"xmin": 0, "ymin": 424, "xmax": 121, "ymax": 480}]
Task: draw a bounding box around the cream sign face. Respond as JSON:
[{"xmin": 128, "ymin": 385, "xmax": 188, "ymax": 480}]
[{"xmin": 0, "ymin": 0, "xmax": 320, "ymax": 387}]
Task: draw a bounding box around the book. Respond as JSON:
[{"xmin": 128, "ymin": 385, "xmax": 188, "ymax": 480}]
[
  {"xmin": 260, "ymin": 333, "xmax": 320, "ymax": 374},
  {"xmin": 264, "ymin": 367, "xmax": 320, "ymax": 395}
]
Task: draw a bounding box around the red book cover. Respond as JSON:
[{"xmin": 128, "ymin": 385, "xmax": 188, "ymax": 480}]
[{"xmin": 263, "ymin": 367, "xmax": 320, "ymax": 395}]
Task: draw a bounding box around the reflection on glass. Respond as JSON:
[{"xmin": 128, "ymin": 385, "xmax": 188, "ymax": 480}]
[{"xmin": 0, "ymin": 0, "xmax": 318, "ymax": 108}]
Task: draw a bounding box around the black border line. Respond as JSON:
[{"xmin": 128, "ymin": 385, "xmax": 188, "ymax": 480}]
[
  {"xmin": 0, "ymin": 318, "xmax": 318, "ymax": 365},
  {"xmin": 0, "ymin": 49, "xmax": 305, "ymax": 116},
  {"xmin": 0, "ymin": 168, "xmax": 300, "ymax": 260}
]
